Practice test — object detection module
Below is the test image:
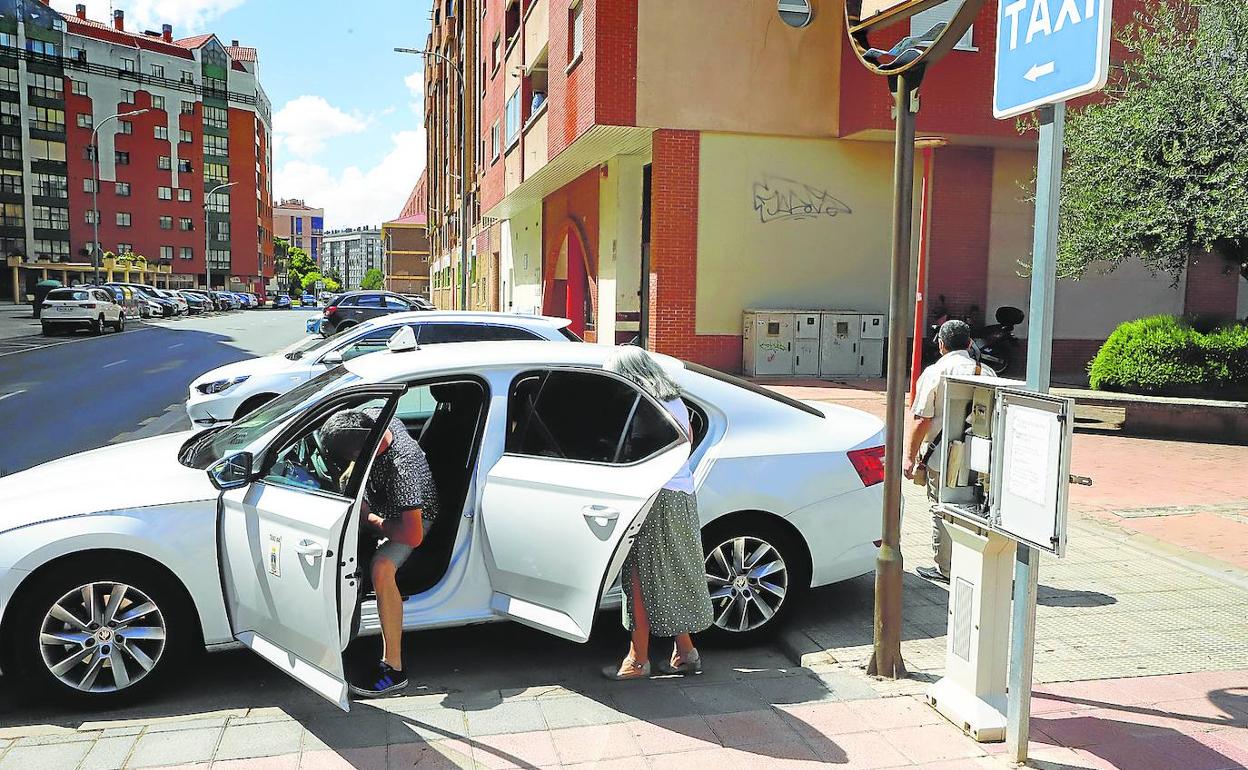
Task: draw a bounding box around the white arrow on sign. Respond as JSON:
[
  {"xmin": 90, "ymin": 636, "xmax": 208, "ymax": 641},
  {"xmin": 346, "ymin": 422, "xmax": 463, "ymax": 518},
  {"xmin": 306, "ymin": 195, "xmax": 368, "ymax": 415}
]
[{"xmin": 1024, "ymin": 61, "xmax": 1056, "ymax": 82}]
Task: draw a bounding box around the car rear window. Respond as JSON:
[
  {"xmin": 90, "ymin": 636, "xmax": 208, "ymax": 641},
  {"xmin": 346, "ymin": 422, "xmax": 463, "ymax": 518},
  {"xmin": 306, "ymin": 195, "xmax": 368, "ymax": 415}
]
[
  {"xmin": 685, "ymin": 362, "xmax": 825, "ymax": 419},
  {"xmin": 558, "ymin": 327, "xmax": 582, "ymax": 341},
  {"xmin": 48, "ymin": 289, "xmax": 90, "ymax": 301}
]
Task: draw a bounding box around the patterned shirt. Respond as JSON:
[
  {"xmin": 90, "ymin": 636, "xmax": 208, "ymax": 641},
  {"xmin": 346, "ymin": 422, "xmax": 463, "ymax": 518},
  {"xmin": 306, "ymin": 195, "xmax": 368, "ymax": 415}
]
[{"xmin": 363, "ymin": 410, "xmax": 440, "ymax": 523}]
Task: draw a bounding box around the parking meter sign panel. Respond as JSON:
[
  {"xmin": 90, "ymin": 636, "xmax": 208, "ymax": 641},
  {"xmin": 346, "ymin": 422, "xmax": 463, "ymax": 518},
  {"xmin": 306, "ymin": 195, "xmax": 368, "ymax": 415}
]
[{"xmin": 989, "ymin": 390, "xmax": 1073, "ymax": 556}]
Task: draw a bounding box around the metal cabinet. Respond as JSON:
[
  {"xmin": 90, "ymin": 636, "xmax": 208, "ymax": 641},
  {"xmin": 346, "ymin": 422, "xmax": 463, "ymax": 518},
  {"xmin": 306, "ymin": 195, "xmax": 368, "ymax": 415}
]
[
  {"xmin": 793, "ymin": 312, "xmax": 821, "ymax": 375},
  {"xmin": 819, "ymin": 313, "xmax": 859, "ymax": 378},
  {"xmin": 742, "ymin": 311, "xmax": 794, "ymax": 377},
  {"xmin": 744, "ymin": 309, "xmax": 885, "ymax": 378}
]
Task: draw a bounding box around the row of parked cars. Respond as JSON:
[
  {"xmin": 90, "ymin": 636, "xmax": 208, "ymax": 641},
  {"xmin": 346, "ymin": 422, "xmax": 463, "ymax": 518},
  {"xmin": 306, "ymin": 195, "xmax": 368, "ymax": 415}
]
[{"xmin": 39, "ymin": 282, "xmax": 266, "ymax": 336}]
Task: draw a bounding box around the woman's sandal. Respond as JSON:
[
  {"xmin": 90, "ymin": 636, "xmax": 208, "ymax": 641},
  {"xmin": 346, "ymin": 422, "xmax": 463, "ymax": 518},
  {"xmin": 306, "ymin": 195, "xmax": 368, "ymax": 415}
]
[
  {"xmin": 602, "ymin": 657, "xmax": 651, "ymax": 681},
  {"xmin": 658, "ymin": 648, "xmax": 702, "ymax": 675}
]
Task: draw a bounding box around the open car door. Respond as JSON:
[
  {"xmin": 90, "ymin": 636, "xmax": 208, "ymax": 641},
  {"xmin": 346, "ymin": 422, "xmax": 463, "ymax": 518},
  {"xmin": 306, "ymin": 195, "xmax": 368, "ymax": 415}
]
[
  {"xmin": 216, "ymin": 386, "xmax": 402, "ymax": 711},
  {"xmin": 479, "ymin": 369, "xmax": 690, "ymax": 642}
]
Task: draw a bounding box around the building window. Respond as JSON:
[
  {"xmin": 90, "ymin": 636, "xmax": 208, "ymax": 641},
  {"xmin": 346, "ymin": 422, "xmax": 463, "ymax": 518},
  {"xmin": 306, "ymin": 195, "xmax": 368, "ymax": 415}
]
[
  {"xmin": 116, "ymin": 212, "xmax": 132, "ymax": 227},
  {"xmin": 203, "ymin": 105, "xmax": 228, "ymax": 130},
  {"xmin": 120, "ymin": 57, "xmax": 135, "ymax": 72},
  {"xmin": 180, "ymin": 129, "xmax": 192, "ymax": 143},
  {"xmin": 31, "ymin": 140, "xmax": 66, "ymax": 162},
  {"xmin": 68, "ymin": 47, "xmax": 86, "ymax": 62},
  {"xmin": 505, "ymin": 92, "xmax": 521, "ymax": 145},
  {"xmin": 180, "ymin": 246, "xmax": 193, "ymax": 260},
  {"xmin": 179, "ymin": 217, "xmax": 193, "ymax": 231},
  {"xmin": 0, "ymin": 169, "xmax": 22, "ymax": 194},
  {"xmin": 0, "ymin": 202, "xmax": 22, "ymax": 227},
  {"xmin": 33, "ymin": 174, "xmax": 67, "ymax": 198},
  {"xmin": 33, "ymin": 239, "xmax": 69, "ymax": 259},
  {"xmin": 71, "ymin": 79, "xmax": 88, "ymax": 96},
  {"xmin": 569, "ymin": 1, "xmax": 584, "ymax": 62},
  {"xmin": 84, "ymin": 209, "xmax": 98, "ymax": 224},
  {"xmin": 158, "ymin": 186, "xmax": 172, "ymax": 200},
  {"xmin": 115, "ymin": 182, "xmax": 131, "ymax": 196},
  {"xmin": 206, "ymin": 191, "xmax": 230, "ymax": 212},
  {"xmin": 122, "ymin": 90, "xmax": 135, "ymax": 104},
  {"xmin": 180, "ymin": 72, "xmax": 194, "ymax": 85},
  {"xmin": 32, "ymin": 205, "xmax": 69, "ymax": 230},
  {"xmin": 151, "ymin": 64, "xmax": 165, "ymax": 78},
  {"xmin": 76, "ymin": 113, "xmax": 92, "ymax": 129},
  {"xmin": 181, "ymin": 100, "xmax": 195, "ymax": 115},
  {"xmin": 0, "ymin": 102, "xmax": 19, "ymax": 126},
  {"xmin": 154, "ymin": 125, "xmax": 169, "ymax": 140},
  {"xmin": 115, "ymin": 151, "xmax": 130, "ymax": 165},
  {"xmin": 118, "ymin": 120, "xmax": 133, "ymax": 135},
  {"xmin": 117, "ymin": 243, "xmax": 133, "ymax": 254},
  {"xmin": 159, "ymin": 215, "xmax": 173, "ymax": 230},
  {"xmin": 204, "ymin": 162, "xmax": 228, "ymax": 182},
  {"xmin": 491, "ymin": 120, "xmax": 500, "ymax": 161},
  {"xmin": 216, "ymin": 221, "xmax": 230, "ymax": 240},
  {"xmin": 83, "ymin": 179, "xmax": 96, "ymax": 193},
  {"xmin": 28, "ymin": 73, "xmax": 63, "ymax": 99},
  {"xmin": 152, "ymin": 95, "xmax": 165, "ymax": 111},
  {"xmin": 0, "ymin": 67, "xmax": 17, "ymax": 91},
  {"xmin": 204, "ymin": 134, "xmax": 229, "ymax": 155},
  {"xmin": 158, "ymin": 155, "xmax": 171, "ymax": 170},
  {"xmin": 25, "ymin": 39, "xmax": 60, "ymax": 57},
  {"xmin": 492, "ymin": 34, "xmax": 501, "ymax": 73},
  {"xmin": 29, "ymin": 106, "xmax": 64, "ymax": 132},
  {"xmin": 159, "ymin": 245, "xmax": 174, "ymax": 261},
  {"xmin": 177, "ymin": 188, "xmax": 192, "ymax": 202},
  {"xmin": 178, "ymin": 158, "xmax": 192, "ymax": 172}
]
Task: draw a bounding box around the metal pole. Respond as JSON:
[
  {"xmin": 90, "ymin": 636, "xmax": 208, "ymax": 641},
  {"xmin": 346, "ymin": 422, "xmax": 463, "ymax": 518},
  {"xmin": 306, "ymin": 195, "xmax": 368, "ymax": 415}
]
[
  {"xmin": 91, "ymin": 125, "xmax": 101, "ymax": 286},
  {"xmin": 869, "ymin": 68, "xmax": 921, "ymax": 680},
  {"xmin": 1006, "ymin": 100, "xmax": 1064, "ymax": 763}
]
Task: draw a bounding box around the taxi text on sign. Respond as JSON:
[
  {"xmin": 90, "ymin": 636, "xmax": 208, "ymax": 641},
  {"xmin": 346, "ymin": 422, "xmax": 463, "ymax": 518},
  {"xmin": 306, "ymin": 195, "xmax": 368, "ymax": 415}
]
[{"xmin": 992, "ymin": 0, "xmax": 1112, "ymax": 119}]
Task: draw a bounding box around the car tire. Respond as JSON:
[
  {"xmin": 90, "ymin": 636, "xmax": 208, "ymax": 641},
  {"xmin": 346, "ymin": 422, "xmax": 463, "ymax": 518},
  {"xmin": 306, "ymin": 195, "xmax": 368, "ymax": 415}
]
[
  {"xmin": 699, "ymin": 517, "xmax": 810, "ymax": 646},
  {"xmin": 40, "ymin": 323, "xmax": 54, "ymax": 337},
  {"xmin": 234, "ymin": 393, "xmax": 277, "ymax": 421},
  {"xmin": 91, "ymin": 315, "xmax": 104, "ymax": 336},
  {"xmin": 114, "ymin": 313, "xmax": 125, "ymax": 332},
  {"xmin": 4, "ymin": 555, "xmax": 196, "ymax": 707}
]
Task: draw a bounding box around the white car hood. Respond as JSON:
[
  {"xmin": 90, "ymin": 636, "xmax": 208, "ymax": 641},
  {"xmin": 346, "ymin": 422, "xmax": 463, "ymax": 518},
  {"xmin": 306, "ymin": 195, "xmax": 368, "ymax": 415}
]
[
  {"xmin": 194, "ymin": 353, "xmax": 300, "ymax": 387},
  {"xmin": 0, "ymin": 432, "xmax": 217, "ymax": 533}
]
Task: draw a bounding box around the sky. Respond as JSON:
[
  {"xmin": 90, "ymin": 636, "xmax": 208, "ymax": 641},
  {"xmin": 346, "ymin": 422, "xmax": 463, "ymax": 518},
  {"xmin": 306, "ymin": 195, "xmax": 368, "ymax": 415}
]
[{"xmin": 50, "ymin": 0, "xmax": 433, "ymax": 230}]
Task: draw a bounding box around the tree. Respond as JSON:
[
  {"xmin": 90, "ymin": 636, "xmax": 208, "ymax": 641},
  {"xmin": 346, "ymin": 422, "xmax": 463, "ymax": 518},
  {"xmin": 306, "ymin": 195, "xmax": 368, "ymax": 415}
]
[
  {"xmin": 1054, "ymin": 0, "xmax": 1248, "ymax": 281},
  {"xmin": 360, "ymin": 267, "xmax": 385, "ymax": 290},
  {"xmin": 323, "ymin": 267, "xmax": 342, "ymax": 284},
  {"xmin": 323, "ymin": 277, "xmax": 341, "ymax": 293},
  {"xmin": 287, "ymin": 246, "xmax": 315, "ymax": 292},
  {"xmin": 301, "ymin": 270, "xmax": 323, "ymax": 294}
]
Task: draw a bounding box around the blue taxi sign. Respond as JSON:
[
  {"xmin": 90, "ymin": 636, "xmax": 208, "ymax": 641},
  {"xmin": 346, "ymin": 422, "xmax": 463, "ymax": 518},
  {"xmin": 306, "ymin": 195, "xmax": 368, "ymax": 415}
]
[{"xmin": 992, "ymin": 0, "xmax": 1112, "ymax": 119}]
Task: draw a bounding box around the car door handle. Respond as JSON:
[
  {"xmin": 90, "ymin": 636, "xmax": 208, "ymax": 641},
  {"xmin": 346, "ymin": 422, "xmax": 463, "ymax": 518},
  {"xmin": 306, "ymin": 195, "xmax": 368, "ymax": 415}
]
[
  {"xmin": 582, "ymin": 505, "xmax": 620, "ymax": 522},
  {"xmin": 295, "ymin": 540, "xmax": 324, "ymax": 558}
]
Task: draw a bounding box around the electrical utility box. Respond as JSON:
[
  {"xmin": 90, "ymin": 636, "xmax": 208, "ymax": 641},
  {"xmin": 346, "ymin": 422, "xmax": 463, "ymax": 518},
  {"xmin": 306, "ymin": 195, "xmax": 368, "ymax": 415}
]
[
  {"xmin": 818, "ymin": 312, "xmax": 886, "ymax": 378},
  {"xmin": 743, "ymin": 309, "xmax": 886, "ymax": 378},
  {"xmin": 742, "ymin": 311, "xmax": 795, "ymax": 377}
]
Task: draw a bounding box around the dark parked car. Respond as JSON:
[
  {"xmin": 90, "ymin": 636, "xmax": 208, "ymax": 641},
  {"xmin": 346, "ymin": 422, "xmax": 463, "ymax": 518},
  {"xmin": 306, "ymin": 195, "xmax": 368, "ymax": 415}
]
[
  {"xmin": 401, "ymin": 293, "xmax": 436, "ymax": 310},
  {"xmin": 177, "ymin": 290, "xmax": 208, "ymax": 314},
  {"xmin": 182, "ymin": 289, "xmax": 221, "ymax": 312},
  {"xmin": 273, "ymin": 294, "xmax": 292, "ymax": 309},
  {"xmin": 300, "ymin": 293, "xmax": 317, "ymax": 307},
  {"xmin": 320, "ymin": 291, "xmax": 423, "ymax": 336},
  {"xmin": 213, "ymin": 291, "xmax": 240, "ymax": 310}
]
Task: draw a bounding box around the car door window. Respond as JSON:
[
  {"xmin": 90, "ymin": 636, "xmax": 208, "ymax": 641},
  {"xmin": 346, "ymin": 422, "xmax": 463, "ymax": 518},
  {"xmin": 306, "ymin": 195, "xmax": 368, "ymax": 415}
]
[
  {"xmin": 419, "ymin": 324, "xmax": 544, "ymax": 345},
  {"xmin": 384, "ymin": 296, "xmax": 410, "ymax": 310},
  {"xmin": 336, "ymin": 327, "xmax": 398, "ymax": 361},
  {"xmin": 506, "ymin": 370, "xmax": 679, "ymax": 464},
  {"xmin": 260, "ymin": 395, "xmax": 392, "ymax": 497},
  {"xmin": 350, "ymin": 295, "xmax": 382, "ymax": 308}
]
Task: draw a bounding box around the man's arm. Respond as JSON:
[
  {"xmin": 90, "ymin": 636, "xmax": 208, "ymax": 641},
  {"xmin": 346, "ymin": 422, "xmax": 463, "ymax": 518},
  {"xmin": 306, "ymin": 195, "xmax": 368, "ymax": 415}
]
[
  {"xmin": 382, "ymin": 508, "xmax": 425, "ymax": 547},
  {"xmin": 904, "ymin": 416, "xmax": 932, "ymax": 479}
]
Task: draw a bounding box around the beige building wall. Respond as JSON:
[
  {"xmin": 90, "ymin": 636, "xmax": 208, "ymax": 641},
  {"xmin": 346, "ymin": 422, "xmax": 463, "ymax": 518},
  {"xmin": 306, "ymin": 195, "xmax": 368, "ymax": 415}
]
[
  {"xmin": 635, "ymin": 0, "xmax": 841, "ymax": 137},
  {"xmin": 986, "ymin": 149, "xmax": 1185, "ymax": 340},
  {"xmin": 598, "ymin": 155, "xmax": 647, "ymax": 343},
  {"xmin": 694, "ymin": 133, "xmax": 918, "ymax": 336},
  {"xmin": 502, "ymin": 204, "xmax": 544, "ymax": 316}
]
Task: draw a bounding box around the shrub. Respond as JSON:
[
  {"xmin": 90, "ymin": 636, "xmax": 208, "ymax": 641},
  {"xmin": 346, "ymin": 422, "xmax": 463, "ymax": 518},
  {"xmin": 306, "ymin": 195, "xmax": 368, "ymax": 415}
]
[{"xmin": 1088, "ymin": 315, "xmax": 1248, "ymax": 398}]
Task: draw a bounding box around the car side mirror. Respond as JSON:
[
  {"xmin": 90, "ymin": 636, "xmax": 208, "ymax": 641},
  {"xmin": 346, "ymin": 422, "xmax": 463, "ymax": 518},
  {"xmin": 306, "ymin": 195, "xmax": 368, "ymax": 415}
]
[
  {"xmin": 321, "ymin": 350, "xmax": 344, "ymax": 366},
  {"xmin": 207, "ymin": 451, "xmax": 254, "ymax": 491}
]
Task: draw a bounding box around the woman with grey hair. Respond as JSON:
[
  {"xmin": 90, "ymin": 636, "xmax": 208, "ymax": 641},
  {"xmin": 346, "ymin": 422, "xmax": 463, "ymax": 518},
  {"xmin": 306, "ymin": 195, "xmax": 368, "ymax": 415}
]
[{"xmin": 602, "ymin": 346, "xmax": 714, "ymax": 680}]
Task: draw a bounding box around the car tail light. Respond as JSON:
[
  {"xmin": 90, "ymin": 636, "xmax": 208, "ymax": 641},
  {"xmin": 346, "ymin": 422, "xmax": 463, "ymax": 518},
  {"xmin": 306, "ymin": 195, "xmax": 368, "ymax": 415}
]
[
  {"xmin": 324, "ymin": 306, "xmax": 336, "ymax": 316},
  {"xmin": 81, "ymin": 302, "xmax": 96, "ymax": 309},
  {"xmin": 847, "ymin": 445, "xmax": 885, "ymax": 487}
]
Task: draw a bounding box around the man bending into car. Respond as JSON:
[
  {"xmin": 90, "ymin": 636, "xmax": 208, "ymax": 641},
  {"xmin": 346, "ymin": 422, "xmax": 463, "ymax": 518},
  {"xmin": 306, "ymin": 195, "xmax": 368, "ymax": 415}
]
[{"xmin": 321, "ymin": 408, "xmax": 439, "ymax": 697}]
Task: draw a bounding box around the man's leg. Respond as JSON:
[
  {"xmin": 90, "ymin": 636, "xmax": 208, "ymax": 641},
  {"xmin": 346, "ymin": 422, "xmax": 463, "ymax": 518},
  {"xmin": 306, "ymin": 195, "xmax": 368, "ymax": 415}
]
[
  {"xmin": 932, "ymin": 509, "xmax": 951, "ymax": 577},
  {"xmin": 371, "ymin": 554, "xmax": 404, "ymax": 670}
]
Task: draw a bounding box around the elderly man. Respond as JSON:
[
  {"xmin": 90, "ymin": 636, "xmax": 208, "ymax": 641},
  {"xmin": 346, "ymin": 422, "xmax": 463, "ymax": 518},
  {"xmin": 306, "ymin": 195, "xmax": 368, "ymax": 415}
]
[
  {"xmin": 320, "ymin": 408, "xmax": 439, "ymax": 697},
  {"xmin": 904, "ymin": 320, "xmax": 994, "ymax": 583}
]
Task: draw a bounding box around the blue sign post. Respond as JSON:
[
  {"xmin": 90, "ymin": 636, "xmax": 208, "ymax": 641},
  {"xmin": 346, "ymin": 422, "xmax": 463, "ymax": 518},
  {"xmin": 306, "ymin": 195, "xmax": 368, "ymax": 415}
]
[
  {"xmin": 993, "ymin": 0, "xmax": 1113, "ymax": 119},
  {"xmin": 994, "ymin": 0, "xmax": 1112, "ymax": 764}
]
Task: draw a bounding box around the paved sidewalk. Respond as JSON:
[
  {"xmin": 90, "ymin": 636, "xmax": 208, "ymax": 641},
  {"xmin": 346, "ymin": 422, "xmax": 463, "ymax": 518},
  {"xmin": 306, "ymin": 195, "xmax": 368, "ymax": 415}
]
[{"xmin": 0, "ymin": 302, "xmax": 42, "ymax": 341}]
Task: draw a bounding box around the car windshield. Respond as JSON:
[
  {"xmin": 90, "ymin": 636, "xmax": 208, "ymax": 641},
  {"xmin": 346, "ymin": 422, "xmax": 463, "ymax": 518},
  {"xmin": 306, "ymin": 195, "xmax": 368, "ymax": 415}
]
[
  {"xmin": 48, "ymin": 289, "xmax": 90, "ymax": 301},
  {"xmin": 179, "ymin": 367, "xmax": 361, "ymax": 469},
  {"xmin": 281, "ymin": 323, "xmax": 362, "ymax": 360}
]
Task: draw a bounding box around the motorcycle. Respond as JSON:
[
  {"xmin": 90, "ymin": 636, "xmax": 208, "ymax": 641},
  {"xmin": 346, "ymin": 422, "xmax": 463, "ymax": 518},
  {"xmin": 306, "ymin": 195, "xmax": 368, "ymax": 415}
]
[{"xmin": 922, "ymin": 298, "xmax": 1024, "ymax": 376}]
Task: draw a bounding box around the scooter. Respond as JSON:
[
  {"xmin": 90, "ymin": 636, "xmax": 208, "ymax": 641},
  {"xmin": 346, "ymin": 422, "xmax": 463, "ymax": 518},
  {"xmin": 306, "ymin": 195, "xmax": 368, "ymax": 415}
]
[{"xmin": 970, "ymin": 306, "xmax": 1024, "ymax": 376}]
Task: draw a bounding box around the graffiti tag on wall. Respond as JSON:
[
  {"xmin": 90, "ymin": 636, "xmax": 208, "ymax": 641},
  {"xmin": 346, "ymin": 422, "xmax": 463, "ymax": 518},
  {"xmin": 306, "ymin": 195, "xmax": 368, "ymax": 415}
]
[{"xmin": 752, "ymin": 176, "xmax": 853, "ymax": 224}]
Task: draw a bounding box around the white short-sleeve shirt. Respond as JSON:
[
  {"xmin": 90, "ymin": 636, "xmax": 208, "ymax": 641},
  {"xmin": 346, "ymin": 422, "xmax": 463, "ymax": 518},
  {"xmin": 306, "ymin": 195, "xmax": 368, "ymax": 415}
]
[
  {"xmin": 912, "ymin": 349, "xmax": 995, "ymax": 447},
  {"xmin": 661, "ymin": 397, "xmax": 696, "ymax": 495}
]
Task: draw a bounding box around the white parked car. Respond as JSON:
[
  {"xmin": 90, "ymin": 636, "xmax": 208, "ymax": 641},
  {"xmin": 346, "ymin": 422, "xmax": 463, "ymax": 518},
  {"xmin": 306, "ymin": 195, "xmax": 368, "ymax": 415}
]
[
  {"xmin": 40, "ymin": 287, "xmax": 125, "ymax": 336},
  {"xmin": 155, "ymin": 289, "xmax": 189, "ymax": 315},
  {"xmin": 186, "ymin": 311, "xmax": 578, "ymax": 427},
  {"xmin": 0, "ymin": 341, "xmax": 884, "ymax": 709}
]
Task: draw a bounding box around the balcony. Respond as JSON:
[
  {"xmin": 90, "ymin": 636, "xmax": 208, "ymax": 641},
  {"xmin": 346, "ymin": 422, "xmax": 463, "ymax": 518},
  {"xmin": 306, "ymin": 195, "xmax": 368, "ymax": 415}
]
[
  {"xmin": 523, "ymin": 101, "xmax": 547, "ymax": 180},
  {"xmin": 523, "ymin": 0, "xmax": 548, "ymax": 70}
]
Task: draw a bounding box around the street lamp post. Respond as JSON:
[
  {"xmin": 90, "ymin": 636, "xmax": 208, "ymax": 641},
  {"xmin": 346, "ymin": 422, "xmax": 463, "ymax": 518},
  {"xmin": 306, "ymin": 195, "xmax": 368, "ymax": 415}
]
[
  {"xmin": 91, "ymin": 109, "xmax": 150, "ymax": 285},
  {"xmin": 396, "ymin": 46, "xmax": 468, "ymax": 310},
  {"xmin": 204, "ymin": 181, "xmax": 237, "ymax": 291}
]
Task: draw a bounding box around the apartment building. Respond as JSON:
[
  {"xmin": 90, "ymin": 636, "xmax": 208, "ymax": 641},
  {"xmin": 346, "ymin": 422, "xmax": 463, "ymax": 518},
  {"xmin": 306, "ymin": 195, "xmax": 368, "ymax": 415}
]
[
  {"xmin": 0, "ymin": 0, "xmax": 273, "ymax": 300},
  {"xmin": 421, "ymin": 0, "xmax": 1245, "ymax": 373},
  {"xmin": 274, "ymin": 198, "xmax": 323, "ymax": 259},
  {"xmin": 382, "ymin": 171, "xmax": 430, "ymax": 297},
  {"xmin": 321, "ymin": 226, "xmax": 383, "ymax": 292}
]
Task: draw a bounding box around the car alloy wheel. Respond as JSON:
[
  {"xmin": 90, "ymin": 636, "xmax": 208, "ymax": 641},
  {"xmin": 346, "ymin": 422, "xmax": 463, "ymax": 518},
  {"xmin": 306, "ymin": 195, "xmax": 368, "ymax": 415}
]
[
  {"xmin": 38, "ymin": 581, "xmax": 167, "ymax": 694},
  {"xmin": 92, "ymin": 315, "xmax": 104, "ymax": 335},
  {"xmin": 115, "ymin": 312, "xmax": 125, "ymax": 332},
  {"xmin": 705, "ymin": 535, "xmax": 789, "ymax": 634}
]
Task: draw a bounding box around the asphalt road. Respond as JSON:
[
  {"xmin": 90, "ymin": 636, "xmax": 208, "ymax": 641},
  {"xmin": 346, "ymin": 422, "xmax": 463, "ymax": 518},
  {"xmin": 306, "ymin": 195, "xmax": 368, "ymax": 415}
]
[{"xmin": 0, "ymin": 309, "xmax": 316, "ymax": 477}]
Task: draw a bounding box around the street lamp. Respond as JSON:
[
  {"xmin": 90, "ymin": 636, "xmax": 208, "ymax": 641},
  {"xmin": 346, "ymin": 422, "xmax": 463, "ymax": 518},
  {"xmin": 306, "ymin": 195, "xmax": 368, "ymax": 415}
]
[
  {"xmin": 396, "ymin": 46, "xmax": 468, "ymax": 310},
  {"xmin": 91, "ymin": 109, "xmax": 150, "ymax": 285},
  {"xmin": 204, "ymin": 181, "xmax": 237, "ymax": 290}
]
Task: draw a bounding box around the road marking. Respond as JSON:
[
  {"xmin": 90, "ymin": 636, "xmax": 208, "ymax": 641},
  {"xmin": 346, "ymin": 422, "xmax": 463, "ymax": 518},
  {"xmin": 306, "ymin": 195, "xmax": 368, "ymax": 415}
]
[
  {"xmin": 103, "ymin": 359, "xmax": 127, "ymax": 368},
  {"xmin": 0, "ymin": 325, "xmax": 152, "ymax": 359},
  {"xmin": 169, "ymin": 343, "xmax": 183, "ymax": 349},
  {"xmin": 0, "ymin": 389, "xmax": 25, "ymax": 403}
]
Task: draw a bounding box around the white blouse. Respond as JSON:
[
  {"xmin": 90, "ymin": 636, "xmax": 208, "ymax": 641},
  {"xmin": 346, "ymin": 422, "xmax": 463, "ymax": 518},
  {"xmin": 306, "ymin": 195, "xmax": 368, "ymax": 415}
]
[{"xmin": 662, "ymin": 398, "xmax": 696, "ymax": 495}]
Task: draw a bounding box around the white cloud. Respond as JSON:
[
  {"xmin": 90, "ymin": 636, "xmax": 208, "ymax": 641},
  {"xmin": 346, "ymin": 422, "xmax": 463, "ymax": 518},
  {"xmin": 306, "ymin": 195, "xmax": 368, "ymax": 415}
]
[
  {"xmin": 51, "ymin": 0, "xmax": 245, "ymax": 35},
  {"xmin": 273, "ymin": 95, "xmax": 369, "ymax": 159},
  {"xmin": 275, "ymin": 130, "xmax": 426, "ymax": 229}
]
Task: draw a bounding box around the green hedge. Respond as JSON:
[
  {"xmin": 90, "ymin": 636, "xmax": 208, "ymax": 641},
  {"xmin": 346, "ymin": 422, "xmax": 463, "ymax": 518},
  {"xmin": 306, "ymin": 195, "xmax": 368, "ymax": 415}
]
[{"xmin": 1088, "ymin": 315, "xmax": 1248, "ymax": 398}]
